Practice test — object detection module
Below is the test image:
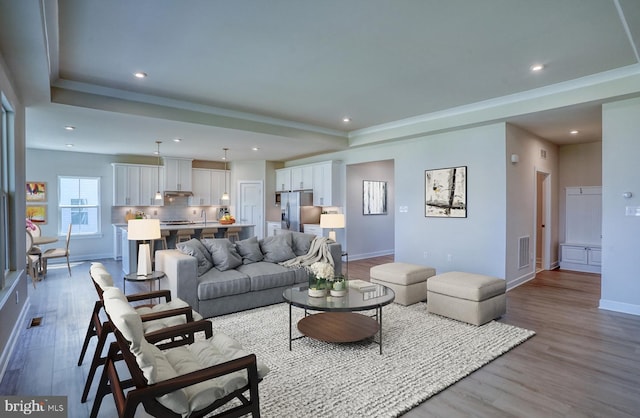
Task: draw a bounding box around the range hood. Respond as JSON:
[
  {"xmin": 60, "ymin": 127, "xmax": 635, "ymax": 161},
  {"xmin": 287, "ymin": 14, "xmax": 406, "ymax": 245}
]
[{"xmin": 164, "ymin": 190, "xmax": 194, "ymax": 197}]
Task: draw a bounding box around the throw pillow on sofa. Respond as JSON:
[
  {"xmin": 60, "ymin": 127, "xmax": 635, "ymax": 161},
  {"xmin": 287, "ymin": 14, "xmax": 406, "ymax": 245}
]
[
  {"xmin": 201, "ymin": 238, "xmax": 243, "ymax": 271},
  {"xmin": 235, "ymin": 236, "xmax": 264, "ymax": 264},
  {"xmin": 176, "ymin": 239, "xmax": 213, "ymax": 276},
  {"xmin": 259, "ymin": 233, "xmax": 296, "ymax": 263},
  {"xmin": 289, "ymin": 232, "xmax": 315, "ymax": 256}
]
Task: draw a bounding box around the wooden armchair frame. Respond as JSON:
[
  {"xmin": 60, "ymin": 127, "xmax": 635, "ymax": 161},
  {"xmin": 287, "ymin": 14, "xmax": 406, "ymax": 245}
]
[
  {"xmin": 90, "ymin": 320, "xmax": 262, "ymax": 418},
  {"xmin": 79, "ymin": 269, "xmax": 196, "ymax": 403}
]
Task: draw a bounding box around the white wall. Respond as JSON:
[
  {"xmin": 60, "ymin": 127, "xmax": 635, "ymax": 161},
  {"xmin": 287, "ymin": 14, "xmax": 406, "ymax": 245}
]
[
  {"xmin": 289, "ymin": 122, "xmax": 510, "ymax": 279},
  {"xmin": 27, "ymin": 149, "xmax": 115, "ymax": 261},
  {"xmin": 601, "ymin": 98, "xmax": 640, "ymax": 315}
]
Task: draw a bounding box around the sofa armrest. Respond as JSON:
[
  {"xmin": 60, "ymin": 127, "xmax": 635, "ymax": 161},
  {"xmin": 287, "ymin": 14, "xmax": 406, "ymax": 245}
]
[
  {"xmin": 155, "ymin": 249, "xmax": 199, "ymax": 312},
  {"xmin": 328, "ymin": 242, "xmax": 343, "ymax": 276}
]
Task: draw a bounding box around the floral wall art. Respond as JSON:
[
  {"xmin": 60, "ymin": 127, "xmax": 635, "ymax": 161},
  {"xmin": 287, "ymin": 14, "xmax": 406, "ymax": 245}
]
[{"xmin": 425, "ymin": 166, "xmax": 467, "ymax": 218}]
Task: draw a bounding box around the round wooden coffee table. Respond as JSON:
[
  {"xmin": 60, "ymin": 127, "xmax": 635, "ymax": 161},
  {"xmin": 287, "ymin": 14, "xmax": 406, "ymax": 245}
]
[{"xmin": 283, "ymin": 284, "xmax": 395, "ymax": 354}]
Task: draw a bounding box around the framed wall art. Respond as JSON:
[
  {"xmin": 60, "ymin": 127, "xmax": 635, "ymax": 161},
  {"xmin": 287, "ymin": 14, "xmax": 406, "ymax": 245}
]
[
  {"xmin": 26, "ymin": 205, "xmax": 47, "ymax": 224},
  {"xmin": 26, "ymin": 182, "xmax": 47, "ymax": 202},
  {"xmin": 363, "ymin": 180, "xmax": 387, "ymax": 215},
  {"xmin": 425, "ymin": 166, "xmax": 467, "ymax": 218}
]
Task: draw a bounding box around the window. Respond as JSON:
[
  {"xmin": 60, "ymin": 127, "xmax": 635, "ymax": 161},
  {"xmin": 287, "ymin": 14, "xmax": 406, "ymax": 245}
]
[
  {"xmin": 59, "ymin": 177, "xmax": 101, "ymax": 235},
  {"xmin": 1, "ymin": 96, "xmax": 14, "ymax": 289}
]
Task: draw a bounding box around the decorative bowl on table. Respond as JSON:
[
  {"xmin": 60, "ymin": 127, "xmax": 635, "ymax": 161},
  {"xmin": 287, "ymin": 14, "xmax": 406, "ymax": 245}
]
[{"xmin": 219, "ymin": 219, "xmax": 235, "ymax": 225}]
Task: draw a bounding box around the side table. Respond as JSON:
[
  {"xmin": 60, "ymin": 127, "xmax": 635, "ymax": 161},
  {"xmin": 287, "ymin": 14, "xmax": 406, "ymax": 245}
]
[{"xmin": 123, "ymin": 270, "xmax": 166, "ymax": 294}]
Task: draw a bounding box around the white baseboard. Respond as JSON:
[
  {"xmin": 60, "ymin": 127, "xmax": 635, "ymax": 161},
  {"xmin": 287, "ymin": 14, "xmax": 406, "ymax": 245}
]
[
  {"xmin": 506, "ymin": 271, "xmax": 536, "ymax": 290},
  {"xmin": 599, "ymin": 299, "xmax": 640, "ymax": 316},
  {"xmin": 0, "ymin": 296, "xmax": 30, "ymax": 383},
  {"xmin": 347, "ymin": 250, "xmax": 394, "ymax": 261}
]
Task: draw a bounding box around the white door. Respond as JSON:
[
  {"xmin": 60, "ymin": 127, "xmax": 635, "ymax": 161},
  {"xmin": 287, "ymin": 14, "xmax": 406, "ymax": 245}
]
[{"xmin": 239, "ymin": 181, "xmax": 264, "ymax": 239}]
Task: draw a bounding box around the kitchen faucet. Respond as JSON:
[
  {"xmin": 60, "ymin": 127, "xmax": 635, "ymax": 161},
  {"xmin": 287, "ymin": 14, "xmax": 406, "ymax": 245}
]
[{"xmin": 201, "ymin": 209, "xmax": 207, "ymax": 225}]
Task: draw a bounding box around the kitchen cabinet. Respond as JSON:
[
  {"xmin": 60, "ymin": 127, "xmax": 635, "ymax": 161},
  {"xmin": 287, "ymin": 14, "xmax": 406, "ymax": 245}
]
[
  {"xmin": 266, "ymin": 221, "xmax": 282, "ymax": 237},
  {"xmin": 303, "ymin": 224, "xmax": 324, "ymax": 237},
  {"xmin": 275, "ymin": 168, "xmax": 291, "ymax": 192},
  {"xmin": 113, "ymin": 225, "xmax": 123, "ymax": 260},
  {"xmin": 191, "ymin": 168, "xmax": 227, "ymax": 206},
  {"xmin": 560, "ymin": 186, "xmax": 602, "ymax": 273},
  {"xmin": 164, "ymin": 157, "xmax": 193, "ymax": 191},
  {"xmin": 113, "ymin": 163, "xmax": 164, "ymax": 206},
  {"xmin": 290, "ymin": 165, "xmax": 313, "ymax": 190},
  {"xmin": 312, "ymin": 161, "xmax": 341, "ymax": 206}
]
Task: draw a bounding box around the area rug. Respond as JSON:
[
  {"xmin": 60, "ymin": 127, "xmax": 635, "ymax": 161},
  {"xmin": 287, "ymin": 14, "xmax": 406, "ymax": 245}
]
[{"xmin": 208, "ymin": 302, "xmax": 535, "ymax": 418}]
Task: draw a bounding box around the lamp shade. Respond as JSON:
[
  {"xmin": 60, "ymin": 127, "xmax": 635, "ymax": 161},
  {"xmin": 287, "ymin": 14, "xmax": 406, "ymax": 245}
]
[
  {"xmin": 320, "ymin": 214, "xmax": 345, "ymax": 229},
  {"xmin": 127, "ymin": 219, "xmax": 161, "ymax": 241}
]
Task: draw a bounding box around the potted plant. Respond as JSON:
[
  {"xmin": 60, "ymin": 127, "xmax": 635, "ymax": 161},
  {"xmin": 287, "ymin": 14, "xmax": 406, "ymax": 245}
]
[
  {"xmin": 329, "ymin": 275, "xmax": 347, "ymax": 297},
  {"xmin": 307, "ymin": 262, "xmax": 334, "ymax": 297}
]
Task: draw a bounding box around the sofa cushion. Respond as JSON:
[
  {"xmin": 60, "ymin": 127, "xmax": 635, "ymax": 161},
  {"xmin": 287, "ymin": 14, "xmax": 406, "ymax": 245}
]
[
  {"xmin": 197, "ymin": 268, "xmax": 251, "ymax": 300},
  {"xmin": 289, "ymin": 231, "xmax": 315, "ymax": 256},
  {"xmin": 259, "ymin": 233, "xmax": 296, "ymax": 263},
  {"xmin": 236, "ymin": 262, "xmax": 297, "ymax": 291},
  {"xmin": 176, "ymin": 239, "xmax": 213, "ymax": 276},
  {"xmin": 201, "ymin": 239, "xmax": 243, "ymax": 271},
  {"xmin": 235, "ymin": 236, "xmax": 264, "ymax": 264}
]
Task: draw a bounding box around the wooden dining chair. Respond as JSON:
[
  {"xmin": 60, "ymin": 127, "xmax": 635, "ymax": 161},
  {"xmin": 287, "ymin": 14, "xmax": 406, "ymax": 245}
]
[
  {"xmin": 42, "ymin": 223, "xmax": 72, "ymax": 277},
  {"xmin": 25, "ymin": 231, "xmax": 40, "ymax": 288}
]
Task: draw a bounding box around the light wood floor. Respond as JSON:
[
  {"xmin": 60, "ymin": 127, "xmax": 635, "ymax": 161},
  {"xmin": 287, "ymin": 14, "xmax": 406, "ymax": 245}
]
[{"xmin": 1, "ymin": 256, "xmax": 639, "ymax": 417}]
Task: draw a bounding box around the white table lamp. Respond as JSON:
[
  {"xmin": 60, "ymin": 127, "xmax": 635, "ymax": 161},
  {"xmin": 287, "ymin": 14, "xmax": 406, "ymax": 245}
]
[
  {"xmin": 320, "ymin": 213, "xmax": 345, "ymax": 242},
  {"xmin": 128, "ymin": 218, "xmax": 161, "ymax": 276}
]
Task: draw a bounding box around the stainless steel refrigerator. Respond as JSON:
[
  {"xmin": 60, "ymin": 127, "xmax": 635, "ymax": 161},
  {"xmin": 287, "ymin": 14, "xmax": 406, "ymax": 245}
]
[{"xmin": 280, "ymin": 190, "xmax": 321, "ymax": 232}]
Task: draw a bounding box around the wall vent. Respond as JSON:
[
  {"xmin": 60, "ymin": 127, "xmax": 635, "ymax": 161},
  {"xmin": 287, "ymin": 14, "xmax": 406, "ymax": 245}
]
[
  {"xmin": 518, "ymin": 236, "xmax": 530, "ymax": 269},
  {"xmin": 540, "ymin": 149, "xmax": 547, "ymax": 159}
]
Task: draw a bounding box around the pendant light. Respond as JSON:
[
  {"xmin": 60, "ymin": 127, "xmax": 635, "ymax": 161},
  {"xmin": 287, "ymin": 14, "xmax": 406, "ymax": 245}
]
[
  {"xmin": 154, "ymin": 141, "xmax": 162, "ymax": 200},
  {"xmin": 221, "ymin": 147, "xmax": 230, "ymax": 201}
]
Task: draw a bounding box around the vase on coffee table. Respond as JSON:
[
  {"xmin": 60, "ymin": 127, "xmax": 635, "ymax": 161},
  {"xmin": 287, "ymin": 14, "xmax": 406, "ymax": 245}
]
[
  {"xmin": 330, "ymin": 275, "xmax": 347, "ymax": 297},
  {"xmin": 308, "ymin": 273, "xmax": 327, "ymax": 297}
]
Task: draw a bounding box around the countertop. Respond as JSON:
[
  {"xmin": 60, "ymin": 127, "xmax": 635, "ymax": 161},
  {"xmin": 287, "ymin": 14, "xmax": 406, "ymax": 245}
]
[{"xmin": 113, "ymin": 222, "xmax": 254, "ymax": 230}]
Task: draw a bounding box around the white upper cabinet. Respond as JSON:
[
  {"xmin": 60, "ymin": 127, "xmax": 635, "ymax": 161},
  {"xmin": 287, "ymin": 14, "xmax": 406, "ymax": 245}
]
[
  {"xmin": 275, "ymin": 168, "xmax": 291, "ymax": 192},
  {"xmin": 312, "ymin": 161, "xmax": 341, "ymax": 206},
  {"xmin": 113, "ymin": 163, "xmax": 163, "ymax": 206},
  {"xmin": 164, "ymin": 157, "xmax": 193, "ymax": 191},
  {"xmin": 190, "ymin": 168, "xmax": 227, "ymax": 206},
  {"xmin": 290, "ymin": 165, "xmax": 313, "ymax": 190}
]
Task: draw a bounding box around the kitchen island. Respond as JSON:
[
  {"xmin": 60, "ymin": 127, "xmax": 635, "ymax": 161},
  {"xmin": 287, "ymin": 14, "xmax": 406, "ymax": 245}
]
[{"xmin": 116, "ymin": 222, "xmax": 255, "ymax": 274}]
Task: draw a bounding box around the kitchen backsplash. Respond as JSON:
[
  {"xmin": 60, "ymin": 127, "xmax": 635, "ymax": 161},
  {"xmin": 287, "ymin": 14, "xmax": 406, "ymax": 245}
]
[{"xmin": 111, "ymin": 205, "xmax": 227, "ymax": 224}]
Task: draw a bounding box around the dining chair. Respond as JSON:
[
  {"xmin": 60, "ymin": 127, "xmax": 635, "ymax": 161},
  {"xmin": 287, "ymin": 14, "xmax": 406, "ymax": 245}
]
[
  {"xmin": 42, "ymin": 223, "xmax": 72, "ymax": 277},
  {"xmin": 25, "ymin": 231, "xmax": 39, "ymax": 288}
]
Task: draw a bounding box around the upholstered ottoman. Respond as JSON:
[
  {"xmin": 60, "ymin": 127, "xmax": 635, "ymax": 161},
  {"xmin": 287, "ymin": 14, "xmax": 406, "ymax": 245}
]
[
  {"xmin": 427, "ymin": 271, "xmax": 506, "ymax": 325},
  {"xmin": 370, "ymin": 262, "xmax": 436, "ymax": 306}
]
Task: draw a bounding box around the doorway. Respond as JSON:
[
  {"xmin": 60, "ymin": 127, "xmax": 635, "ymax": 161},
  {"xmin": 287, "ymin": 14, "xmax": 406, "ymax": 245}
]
[
  {"xmin": 238, "ymin": 181, "xmax": 264, "ymax": 239},
  {"xmin": 534, "ymin": 170, "xmax": 551, "ymax": 272}
]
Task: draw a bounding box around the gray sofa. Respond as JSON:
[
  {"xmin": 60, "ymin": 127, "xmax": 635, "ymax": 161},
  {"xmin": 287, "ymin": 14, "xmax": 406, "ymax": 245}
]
[{"xmin": 155, "ymin": 230, "xmax": 342, "ymax": 318}]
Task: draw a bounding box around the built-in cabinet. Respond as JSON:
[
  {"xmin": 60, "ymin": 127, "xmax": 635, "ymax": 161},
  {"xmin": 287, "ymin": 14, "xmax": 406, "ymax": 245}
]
[
  {"xmin": 560, "ymin": 186, "xmax": 602, "ymax": 273},
  {"xmin": 266, "ymin": 221, "xmax": 282, "ymax": 237},
  {"xmin": 191, "ymin": 168, "xmax": 227, "ymax": 206},
  {"xmin": 303, "ymin": 224, "xmax": 324, "ymax": 237},
  {"xmin": 113, "ymin": 163, "xmax": 164, "ymax": 206},
  {"xmin": 275, "ymin": 160, "xmax": 341, "ymax": 206},
  {"xmin": 164, "ymin": 157, "xmax": 193, "ymax": 191}
]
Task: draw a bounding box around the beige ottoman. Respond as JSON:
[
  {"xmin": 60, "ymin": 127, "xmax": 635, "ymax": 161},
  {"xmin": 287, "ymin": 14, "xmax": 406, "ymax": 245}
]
[
  {"xmin": 427, "ymin": 271, "xmax": 506, "ymax": 325},
  {"xmin": 370, "ymin": 262, "xmax": 436, "ymax": 306}
]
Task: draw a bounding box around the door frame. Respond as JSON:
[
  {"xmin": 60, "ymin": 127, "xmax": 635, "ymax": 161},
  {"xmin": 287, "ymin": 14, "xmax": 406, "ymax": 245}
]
[{"xmin": 533, "ymin": 168, "xmax": 552, "ymax": 271}]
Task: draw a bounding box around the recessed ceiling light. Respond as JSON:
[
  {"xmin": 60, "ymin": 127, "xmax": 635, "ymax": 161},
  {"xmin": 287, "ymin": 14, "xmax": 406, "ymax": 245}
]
[
  {"xmin": 530, "ymin": 64, "xmax": 545, "ymax": 72},
  {"xmin": 342, "ymin": 117, "xmax": 352, "ymax": 123},
  {"xmin": 252, "ymin": 147, "xmax": 260, "ymax": 151},
  {"xmin": 64, "ymin": 125, "xmax": 75, "ymax": 131},
  {"xmin": 173, "ymin": 138, "xmax": 182, "ymax": 143},
  {"xmin": 134, "ymin": 72, "xmax": 147, "ymax": 79},
  {"xmin": 65, "ymin": 143, "xmax": 74, "ymax": 148},
  {"xmin": 570, "ymin": 130, "xmax": 579, "ymax": 135}
]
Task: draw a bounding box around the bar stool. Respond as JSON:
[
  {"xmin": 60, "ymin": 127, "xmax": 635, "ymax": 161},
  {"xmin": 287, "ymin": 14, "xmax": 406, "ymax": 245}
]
[
  {"xmin": 200, "ymin": 228, "xmax": 218, "ymax": 240},
  {"xmin": 176, "ymin": 229, "xmax": 195, "ymax": 243},
  {"xmin": 225, "ymin": 227, "xmax": 241, "ymax": 243},
  {"xmin": 159, "ymin": 229, "xmax": 169, "ymax": 249}
]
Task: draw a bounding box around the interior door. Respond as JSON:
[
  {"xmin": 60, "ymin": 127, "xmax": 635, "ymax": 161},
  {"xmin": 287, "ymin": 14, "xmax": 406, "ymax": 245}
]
[{"xmin": 239, "ymin": 181, "xmax": 264, "ymax": 239}]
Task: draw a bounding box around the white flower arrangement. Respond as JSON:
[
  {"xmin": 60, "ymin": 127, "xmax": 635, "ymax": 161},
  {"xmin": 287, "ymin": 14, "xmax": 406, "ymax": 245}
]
[{"xmin": 308, "ymin": 262, "xmax": 334, "ymax": 280}]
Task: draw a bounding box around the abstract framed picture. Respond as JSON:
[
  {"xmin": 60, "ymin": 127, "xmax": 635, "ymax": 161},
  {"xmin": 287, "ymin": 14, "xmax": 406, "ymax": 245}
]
[
  {"xmin": 26, "ymin": 182, "xmax": 46, "ymax": 202},
  {"xmin": 26, "ymin": 205, "xmax": 47, "ymax": 224},
  {"xmin": 425, "ymin": 166, "xmax": 467, "ymax": 218},
  {"xmin": 363, "ymin": 180, "xmax": 387, "ymax": 215}
]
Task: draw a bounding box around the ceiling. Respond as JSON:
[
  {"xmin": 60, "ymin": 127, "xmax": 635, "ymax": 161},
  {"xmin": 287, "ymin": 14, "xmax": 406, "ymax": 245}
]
[{"xmin": 1, "ymin": 0, "xmax": 640, "ymax": 162}]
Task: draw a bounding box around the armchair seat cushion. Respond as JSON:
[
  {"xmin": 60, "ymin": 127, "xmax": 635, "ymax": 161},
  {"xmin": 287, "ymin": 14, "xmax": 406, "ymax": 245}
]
[{"xmin": 136, "ymin": 299, "xmax": 203, "ymax": 333}]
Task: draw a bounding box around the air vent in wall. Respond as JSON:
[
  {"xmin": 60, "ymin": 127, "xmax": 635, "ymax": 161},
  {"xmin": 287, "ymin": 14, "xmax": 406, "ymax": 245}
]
[
  {"xmin": 540, "ymin": 149, "xmax": 547, "ymax": 159},
  {"xmin": 518, "ymin": 236, "xmax": 530, "ymax": 269}
]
